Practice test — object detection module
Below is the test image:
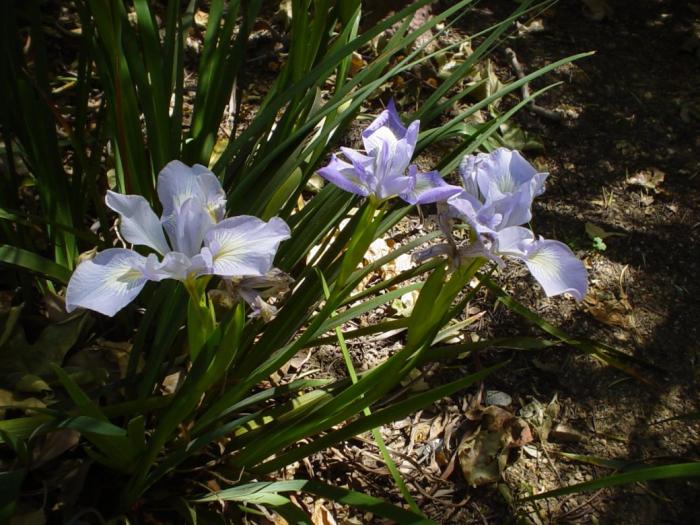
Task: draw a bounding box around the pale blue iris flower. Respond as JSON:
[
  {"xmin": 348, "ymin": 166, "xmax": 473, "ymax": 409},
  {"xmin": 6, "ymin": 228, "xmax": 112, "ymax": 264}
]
[
  {"xmin": 434, "ymin": 148, "xmax": 587, "ymax": 301},
  {"xmin": 317, "ymin": 100, "xmax": 462, "ymax": 205},
  {"xmin": 66, "ymin": 161, "xmax": 291, "ymax": 316}
]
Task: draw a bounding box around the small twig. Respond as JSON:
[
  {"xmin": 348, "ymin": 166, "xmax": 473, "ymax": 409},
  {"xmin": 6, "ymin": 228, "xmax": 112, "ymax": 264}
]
[
  {"xmin": 471, "ymin": 349, "xmax": 485, "ymax": 410},
  {"xmin": 556, "ymin": 489, "xmax": 606, "ymax": 521},
  {"xmin": 285, "ymin": 348, "xmax": 314, "ymax": 382},
  {"xmin": 541, "ymin": 441, "xmax": 565, "ymax": 487},
  {"xmin": 413, "ymin": 481, "xmax": 470, "ymax": 510},
  {"xmin": 470, "ymin": 501, "xmax": 490, "ymax": 525},
  {"xmin": 505, "ymin": 47, "xmax": 565, "ymax": 122},
  {"xmin": 206, "ymin": 467, "xmax": 246, "ymax": 486},
  {"xmin": 351, "ymin": 435, "xmax": 445, "ymax": 482},
  {"xmin": 302, "ymin": 457, "xmax": 315, "ymax": 479}
]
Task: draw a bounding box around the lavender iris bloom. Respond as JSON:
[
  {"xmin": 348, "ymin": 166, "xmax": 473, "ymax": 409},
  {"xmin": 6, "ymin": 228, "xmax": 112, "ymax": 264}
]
[
  {"xmin": 441, "ymin": 148, "xmax": 587, "ymax": 301},
  {"xmin": 66, "ymin": 161, "xmax": 291, "ymax": 316},
  {"xmin": 317, "ymin": 100, "xmax": 462, "ymax": 205}
]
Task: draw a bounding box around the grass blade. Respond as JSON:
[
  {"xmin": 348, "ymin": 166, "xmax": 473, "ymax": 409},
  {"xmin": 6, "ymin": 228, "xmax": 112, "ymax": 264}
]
[
  {"xmin": 523, "ymin": 462, "xmax": 700, "ymax": 501},
  {"xmin": 0, "ymin": 245, "xmax": 71, "ymax": 283}
]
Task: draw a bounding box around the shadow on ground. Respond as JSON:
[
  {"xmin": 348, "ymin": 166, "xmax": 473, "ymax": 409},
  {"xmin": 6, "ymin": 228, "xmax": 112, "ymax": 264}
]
[{"xmin": 448, "ymin": 0, "xmax": 700, "ymax": 522}]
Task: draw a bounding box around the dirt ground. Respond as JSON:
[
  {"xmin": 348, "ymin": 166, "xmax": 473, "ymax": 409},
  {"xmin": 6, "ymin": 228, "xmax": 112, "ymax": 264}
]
[
  {"xmin": 456, "ymin": 1, "xmax": 700, "ymax": 522},
  {"xmin": 456, "ymin": 1, "xmax": 700, "ymax": 523},
  {"xmin": 292, "ymin": 1, "xmax": 700, "ymax": 523}
]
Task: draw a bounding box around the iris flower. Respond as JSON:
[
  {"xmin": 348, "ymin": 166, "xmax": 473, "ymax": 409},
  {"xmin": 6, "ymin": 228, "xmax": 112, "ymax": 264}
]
[
  {"xmin": 317, "ymin": 100, "xmax": 462, "ymax": 204},
  {"xmin": 66, "ymin": 161, "xmax": 291, "ymax": 316},
  {"xmin": 431, "ymin": 148, "xmax": 587, "ymax": 301}
]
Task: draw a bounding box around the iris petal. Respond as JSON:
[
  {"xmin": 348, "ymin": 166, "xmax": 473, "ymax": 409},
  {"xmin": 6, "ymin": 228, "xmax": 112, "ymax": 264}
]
[
  {"xmin": 458, "ymin": 155, "xmax": 483, "ymax": 201},
  {"xmin": 105, "ymin": 191, "xmax": 170, "ymax": 255},
  {"xmin": 205, "ymin": 216, "xmax": 291, "ymax": 277},
  {"xmin": 168, "ymin": 197, "xmax": 213, "ymax": 257},
  {"xmin": 142, "ymin": 252, "xmax": 193, "ymax": 282},
  {"xmin": 65, "ymin": 249, "xmax": 148, "ymax": 316},
  {"xmin": 385, "ymin": 124, "xmax": 417, "ymax": 178},
  {"xmin": 361, "ymin": 100, "xmax": 408, "ymax": 154},
  {"xmin": 519, "ymin": 238, "xmax": 588, "ymax": 301},
  {"xmin": 446, "ymin": 192, "xmax": 483, "ymax": 230},
  {"xmin": 401, "ymin": 168, "xmax": 463, "ymax": 205},
  {"xmin": 317, "ymin": 154, "xmax": 370, "ymax": 196},
  {"xmin": 158, "ymin": 160, "xmax": 226, "ymax": 230},
  {"xmin": 492, "ymin": 226, "xmax": 533, "ymax": 257}
]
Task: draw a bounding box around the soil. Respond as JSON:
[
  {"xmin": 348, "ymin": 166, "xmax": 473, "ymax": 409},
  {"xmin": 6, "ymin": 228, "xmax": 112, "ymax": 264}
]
[
  {"xmin": 477, "ymin": 1, "xmax": 700, "ymax": 523},
  {"xmin": 296, "ymin": 1, "xmax": 700, "ymax": 523}
]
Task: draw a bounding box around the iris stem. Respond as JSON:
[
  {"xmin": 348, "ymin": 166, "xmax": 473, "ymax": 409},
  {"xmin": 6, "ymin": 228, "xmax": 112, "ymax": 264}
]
[{"xmin": 184, "ymin": 276, "xmax": 216, "ymax": 361}]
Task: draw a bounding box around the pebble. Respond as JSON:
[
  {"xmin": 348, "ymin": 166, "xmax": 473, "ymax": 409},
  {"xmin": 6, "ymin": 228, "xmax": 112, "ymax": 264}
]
[{"xmin": 484, "ymin": 390, "xmax": 512, "ymax": 407}]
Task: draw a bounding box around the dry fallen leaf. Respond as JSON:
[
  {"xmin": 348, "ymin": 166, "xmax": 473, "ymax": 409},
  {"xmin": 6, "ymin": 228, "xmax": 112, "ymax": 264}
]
[
  {"xmin": 516, "ymin": 19, "xmax": 545, "ymax": 35},
  {"xmin": 400, "ymin": 368, "xmax": 430, "ymax": 393},
  {"xmin": 584, "ymin": 290, "xmax": 633, "ymax": 329},
  {"xmin": 161, "ymin": 371, "xmax": 182, "ymax": 395},
  {"xmin": 519, "ymin": 395, "xmax": 559, "ymax": 443},
  {"xmin": 628, "ymin": 169, "xmax": 665, "ymax": 192},
  {"xmin": 306, "ymin": 173, "xmax": 325, "ymax": 193},
  {"xmin": 0, "ymin": 388, "xmax": 45, "ymax": 418},
  {"xmin": 31, "ymin": 429, "xmax": 80, "ymax": 468},
  {"xmin": 194, "ymin": 9, "xmax": 209, "ymax": 29},
  {"xmin": 350, "ymin": 52, "xmax": 366, "ymax": 76},
  {"xmin": 587, "ymin": 305, "xmax": 630, "ymax": 328},
  {"xmin": 640, "ymin": 194, "xmax": 655, "ymax": 206},
  {"xmin": 457, "ymin": 406, "xmax": 533, "ymax": 487},
  {"xmin": 549, "ymin": 422, "xmax": 584, "ymax": 443},
  {"xmin": 311, "ymin": 501, "xmax": 337, "ymax": 525},
  {"xmin": 364, "ymin": 238, "xmax": 391, "ymax": 264},
  {"xmin": 585, "ymin": 222, "xmax": 627, "ymax": 241},
  {"xmin": 388, "ymin": 253, "xmax": 413, "ymax": 280},
  {"xmin": 391, "ymin": 289, "xmax": 419, "ymax": 317}
]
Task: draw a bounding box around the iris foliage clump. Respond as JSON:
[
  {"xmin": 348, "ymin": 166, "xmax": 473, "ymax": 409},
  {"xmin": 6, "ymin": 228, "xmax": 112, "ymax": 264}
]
[{"xmin": 0, "ymin": 0, "xmax": 645, "ymax": 522}]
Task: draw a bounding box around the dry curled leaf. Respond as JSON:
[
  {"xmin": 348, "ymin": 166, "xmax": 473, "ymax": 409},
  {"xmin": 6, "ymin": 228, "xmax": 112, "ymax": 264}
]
[
  {"xmin": 311, "ymin": 501, "xmax": 337, "ymax": 525},
  {"xmin": 516, "ymin": 19, "xmax": 545, "ymax": 35},
  {"xmin": 584, "ymin": 290, "xmax": 633, "ymax": 329},
  {"xmin": 519, "ymin": 395, "xmax": 559, "ymax": 443},
  {"xmin": 585, "ymin": 222, "xmax": 627, "ymax": 241},
  {"xmin": 194, "ymin": 9, "xmax": 209, "ymax": 29},
  {"xmin": 628, "ymin": 169, "xmax": 665, "ymax": 192},
  {"xmin": 391, "ymin": 290, "xmax": 419, "ymax": 317},
  {"xmin": 31, "ymin": 429, "xmax": 80, "ymax": 468},
  {"xmin": 549, "ymin": 422, "xmax": 584, "ymax": 443},
  {"xmin": 350, "ymin": 52, "xmax": 366, "ymax": 76},
  {"xmin": 457, "ymin": 406, "xmax": 533, "ymax": 486}
]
